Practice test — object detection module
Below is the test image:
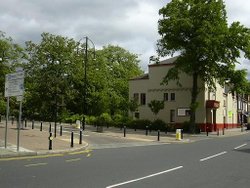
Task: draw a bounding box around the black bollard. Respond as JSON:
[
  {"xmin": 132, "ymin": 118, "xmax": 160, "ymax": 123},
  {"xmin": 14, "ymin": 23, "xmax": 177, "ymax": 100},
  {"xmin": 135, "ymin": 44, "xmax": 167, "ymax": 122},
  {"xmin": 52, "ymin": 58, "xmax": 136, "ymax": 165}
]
[
  {"xmin": 54, "ymin": 124, "xmax": 57, "ymax": 138},
  {"xmin": 157, "ymin": 130, "xmax": 160, "ymax": 141},
  {"xmin": 25, "ymin": 119, "xmax": 27, "ymax": 127},
  {"xmin": 206, "ymin": 126, "xmax": 209, "ymax": 136},
  {"xmin": 79, "ymin": 130, "xmax": 82, "ymax": 144},
  {"xmin": 32, "ymin": 120, "xmax": 34, "ymax": 129},
  {"xmin": 181, "ymin": 129, "xmax": 184, "ymax": 139},
  {"xmin": 222, "ymin": 128, "xmax": 225, "ymax": 135},
  {"xmin": 71, "ymin": 131, "xmax": 74, "ymax": 147},
  {"xmin": 40, "ymin": 121, "xmax": 43, "ymax": 131},
  {"xmin": 60, "ymin": 125, "xmax": 62, "ymax": 136},
  {"xmin": 49, "ymin": 132, "xmax": 53, "ymax": 150},
  {"xmin": 217, "ymin": 128, "xmax": 219, "ymax": 136},
  {"xmin": 146, "ymin": 126, "xmax": 148, "ymax": 136},
  {"xmin": 124, "ymin": 126, "xmax": 126, "ymax": 137},
  {"xmin": 49, "ymin": 123, "xmax": 52, "ymax": 132}
]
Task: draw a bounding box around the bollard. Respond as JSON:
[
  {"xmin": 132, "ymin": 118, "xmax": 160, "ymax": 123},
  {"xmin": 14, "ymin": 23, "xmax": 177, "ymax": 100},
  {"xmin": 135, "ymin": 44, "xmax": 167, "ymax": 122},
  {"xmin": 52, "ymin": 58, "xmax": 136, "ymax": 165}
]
[
  {"xmin": 32, "ymin": 120, "xmax": 34, "ymax": 129},
  {"xmin": 11, "ymin": 117, "xmax": 14, "ymax": 125},
  {"xmin": 54, "ymin": 124, "xmax": 57, "ymax": 138},
  {"xmin": 71, "ymin": 131, "xmax": 74, "ymax": 147},
  {"xmin": 49, "ymin": 132, "xmax": 53, "ymax": 150},
  {"xmin": 181, "ymin": 129, "xmax": 184, "ymax": 139},
  {"xmin": 157, "ymin": 130, "xmax": 160, "ymax": 141},
  {"xmin": 40, "ymin": 121, "xmax": 43, "ymax": 131},
  {"xmin": 206, "ymin": 126, "xmax": 209, "ymax": 136},
  {"xmin": 25, "ymin": 119, "xmax": 27, "ymax": 127},
  {"xmin": 79, "ymin": 130, "xmax": 82, "ymax": 144},
  {"xmin": 60, "ymin": 125, "xmax": 62, "ymax": 136},
  {"xmin": 124, "ymin": 126, "xmax": 126, "ymax": 137},
  {"xmin": 49, "ymin": 123, "xmax": 52, "ymax": 132},
  {"xmin": 134, "ymin": 126, "xmax": 137, "ymax": 131},
  {"xmin": 146, "ymin": 126, "xmax": 148, "ymax": 136},
  {"xmin": 222, "ymin": 128, "xmax": 225, "ymax": 135},
  {"xmin": 217, "ymin": 128, "xmax": 219, "ymax": 136}
]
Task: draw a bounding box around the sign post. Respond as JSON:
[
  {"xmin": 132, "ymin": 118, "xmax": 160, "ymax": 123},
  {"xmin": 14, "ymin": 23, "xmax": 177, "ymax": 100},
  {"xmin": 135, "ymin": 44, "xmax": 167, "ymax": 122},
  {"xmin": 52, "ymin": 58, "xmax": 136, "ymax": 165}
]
[{"xmin": 4, "ymin": 69, "xmax": 24, "ymax": 151}]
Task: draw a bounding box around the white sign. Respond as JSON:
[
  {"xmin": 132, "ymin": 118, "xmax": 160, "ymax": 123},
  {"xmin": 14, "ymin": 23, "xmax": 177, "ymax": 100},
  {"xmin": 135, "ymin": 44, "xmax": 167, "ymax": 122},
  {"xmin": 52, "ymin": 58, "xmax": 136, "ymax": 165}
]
[{"xmin": 5, "ymin": 71, "xmax": 25, "ymax": 97}]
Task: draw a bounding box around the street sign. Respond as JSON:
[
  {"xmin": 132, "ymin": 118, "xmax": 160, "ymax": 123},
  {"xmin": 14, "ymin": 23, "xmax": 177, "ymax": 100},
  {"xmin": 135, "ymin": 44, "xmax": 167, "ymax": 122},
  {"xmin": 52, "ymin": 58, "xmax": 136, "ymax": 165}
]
[{"xmin": 4, "ymin": 71, "xmax": 25, "ymax": 97}]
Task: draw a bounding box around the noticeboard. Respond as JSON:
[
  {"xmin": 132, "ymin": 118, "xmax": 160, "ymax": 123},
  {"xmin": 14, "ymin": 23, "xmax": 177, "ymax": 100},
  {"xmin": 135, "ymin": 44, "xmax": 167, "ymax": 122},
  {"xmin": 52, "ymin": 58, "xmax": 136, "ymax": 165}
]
[{"xmin": 4, "ymin": 71, "xmax": 25, "ymax": 97}]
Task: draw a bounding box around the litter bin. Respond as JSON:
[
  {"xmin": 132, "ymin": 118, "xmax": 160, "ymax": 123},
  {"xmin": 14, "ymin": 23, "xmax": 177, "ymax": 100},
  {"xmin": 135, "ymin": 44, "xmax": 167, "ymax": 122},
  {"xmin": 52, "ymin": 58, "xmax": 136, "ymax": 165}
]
[{"xmin": 176, "ymin": 129, "xmax": 182, "ymax": 140}]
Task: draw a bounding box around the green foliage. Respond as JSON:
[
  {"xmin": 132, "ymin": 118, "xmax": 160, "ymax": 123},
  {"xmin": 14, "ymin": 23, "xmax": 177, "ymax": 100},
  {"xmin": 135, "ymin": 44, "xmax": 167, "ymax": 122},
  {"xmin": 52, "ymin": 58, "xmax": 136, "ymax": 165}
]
[
  {"xmin": 86, "ymin": 116, "xmax": 97, "ymax": 125},
  {"xmin": 127, "ymin": 119, "xmax": 151, "ymax": 130},
  {"xmin": 157, "ymin": 0, "xmax": 250, "ymax": 133},
  {"xmin": 96, "ymin": 113, "xmax": 112, "ymax": 127},
  {"xmin": 128, "ymin": 99, "xmax": 139, "ymax": 113},
  {"xmin": 150, "ymin": 119, "xmax": 167, "ymax": 131},
  {"xmin": 148, "ymin": 100, "xmax": 164, "ymax": 117}
]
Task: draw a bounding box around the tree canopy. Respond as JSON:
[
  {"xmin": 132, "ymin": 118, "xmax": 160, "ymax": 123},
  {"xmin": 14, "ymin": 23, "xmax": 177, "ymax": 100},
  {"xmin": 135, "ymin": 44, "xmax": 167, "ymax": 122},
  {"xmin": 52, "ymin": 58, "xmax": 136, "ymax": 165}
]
[{"xmin": 157, "ymin": 0, "xmax": 250, "ymax": 133}]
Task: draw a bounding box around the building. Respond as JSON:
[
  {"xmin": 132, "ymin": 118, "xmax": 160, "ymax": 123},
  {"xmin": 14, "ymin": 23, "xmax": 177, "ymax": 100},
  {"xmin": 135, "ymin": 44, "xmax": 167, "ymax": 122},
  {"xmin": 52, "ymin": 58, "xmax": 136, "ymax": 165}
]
[{"xmin": 129, "ymin": 56, "xmax": 248, "ymax": 131}]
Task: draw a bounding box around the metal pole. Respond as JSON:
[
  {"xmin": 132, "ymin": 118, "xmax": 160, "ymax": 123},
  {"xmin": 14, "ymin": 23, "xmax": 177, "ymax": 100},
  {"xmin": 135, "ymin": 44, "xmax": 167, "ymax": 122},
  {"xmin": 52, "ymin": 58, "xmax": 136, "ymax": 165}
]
[
  {"xmin": 60, "ymin": 125, "xmax": 62, "ymax": 136},
  {"xmin": 49, "ymin": 132, "xmax": 52, "ymax": 150},
  {"xmin": 4, "ymin": 97, "xmax": 9, "ymax": 148},
  {"xmin": 71, "ymin": 131, "xmax": 74, "ymax": 147},
  {"xmin": 40, "ymin": 121, "xmax": 43, "ymax": 131},
  {"xmin": 124, "ymin": 126, "xmax": 126, "ymax": 137},
  {"xmin": 83, "ymin": 37, "xmax": 88, "ymax": 118},
  {"xmin": 157, "ymin": 130, "xmax": 160, "ymax": 141},
  {"xmin": 17, "ymin": 100, "xmax": 22, "ymax": 151},
  {"xmin": 79, "ymin": 129, "xmax": 82, "ymax": 144}
]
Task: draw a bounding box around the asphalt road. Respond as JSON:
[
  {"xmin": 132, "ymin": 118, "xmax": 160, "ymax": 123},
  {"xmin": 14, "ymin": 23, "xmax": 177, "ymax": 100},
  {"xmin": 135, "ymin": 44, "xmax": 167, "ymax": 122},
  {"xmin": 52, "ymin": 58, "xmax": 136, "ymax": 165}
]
[{"xmin": 0, "ymin": 132, "xmax": 250, "ymax": 188}]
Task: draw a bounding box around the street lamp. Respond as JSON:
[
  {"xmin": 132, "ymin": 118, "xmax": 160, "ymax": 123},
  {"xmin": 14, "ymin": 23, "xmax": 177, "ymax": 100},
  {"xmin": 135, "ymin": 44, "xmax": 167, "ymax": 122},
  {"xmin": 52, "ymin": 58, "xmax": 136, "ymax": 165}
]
[{"xmin": 79, "ymin": 37, "xmax": 96, "ymax": 128}]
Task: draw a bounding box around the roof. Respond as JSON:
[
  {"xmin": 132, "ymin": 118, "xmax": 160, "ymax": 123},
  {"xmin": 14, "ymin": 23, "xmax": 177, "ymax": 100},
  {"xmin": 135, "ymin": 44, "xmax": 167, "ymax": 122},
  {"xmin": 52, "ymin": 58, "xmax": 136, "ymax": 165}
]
[
  {"xmin": 149, "ymin": 56, "xmax": 178, "ymax": 67},
  {"xmin": 129, "ymin": 73, "xmax": 149, "ymax": 81}
]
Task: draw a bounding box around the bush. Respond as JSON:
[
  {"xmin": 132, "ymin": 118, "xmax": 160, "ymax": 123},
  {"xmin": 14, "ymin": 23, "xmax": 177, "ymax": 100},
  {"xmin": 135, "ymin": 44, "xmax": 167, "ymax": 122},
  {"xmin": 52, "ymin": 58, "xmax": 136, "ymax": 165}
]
[
  {"xmin": 86, "ymin": 116, "xmax": 97, "ymax": 125},
  {"xmin": 96, "ymin": 113, "xmax": 112, "ymax": 127},
  {"xmin": 150, "ymin": 119, "xmax": 167, "ymax": 131},
  {"xmin": 127, "ymin": 119, "xmax": 151, "ymax": 130}
]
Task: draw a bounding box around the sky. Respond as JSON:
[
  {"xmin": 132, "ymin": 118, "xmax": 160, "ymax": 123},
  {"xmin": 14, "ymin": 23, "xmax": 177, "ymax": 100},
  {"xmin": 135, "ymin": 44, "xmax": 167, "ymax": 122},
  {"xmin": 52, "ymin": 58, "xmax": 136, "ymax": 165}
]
[{"xmin": 0, "ymin": 0, "xmax": 250, "ymax": 74}]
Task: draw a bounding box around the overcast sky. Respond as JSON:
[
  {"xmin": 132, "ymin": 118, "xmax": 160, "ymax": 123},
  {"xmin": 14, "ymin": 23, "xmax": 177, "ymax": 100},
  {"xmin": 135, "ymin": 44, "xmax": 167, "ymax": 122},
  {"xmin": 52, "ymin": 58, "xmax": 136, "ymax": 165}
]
[{"xmin": 0, "ymin": 0, "xmax": 250, "ymax": 73}]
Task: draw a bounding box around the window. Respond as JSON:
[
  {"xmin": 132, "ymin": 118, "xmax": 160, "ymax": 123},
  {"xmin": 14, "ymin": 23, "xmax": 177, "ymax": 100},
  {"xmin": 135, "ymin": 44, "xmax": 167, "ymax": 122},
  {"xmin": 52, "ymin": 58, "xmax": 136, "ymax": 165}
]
[
  {"xmin": 163, "ymin": 93, "xmax": 168, "ymax": 101},
  {"xmin": 170, "ymin": 109, "xmax": 175, "ymax": 122},
  {"xmin": 170, "ymin": 93, "xmax": 175, "ymax": 101},
  {"xmin": 135, "ymin": 112, "xmax": 140, "ymax": 119},
  {"xmin": 140, "ymin": 93, "xmax": 146, "ymax": 105},
  {"xmin": 133, "ymin": 93, "xmax": 139, "ymax": 104}
]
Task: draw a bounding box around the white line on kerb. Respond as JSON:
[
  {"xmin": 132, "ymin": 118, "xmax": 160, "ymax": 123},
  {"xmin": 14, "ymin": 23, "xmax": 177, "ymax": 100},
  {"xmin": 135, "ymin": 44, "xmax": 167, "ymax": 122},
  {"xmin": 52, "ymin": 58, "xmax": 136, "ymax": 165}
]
[
  {"xmin": 106, "ymin": 166, "xmax": 183, "ymax": 188},
  {"xmin": 200, "ymin": 151, "xmax": 227, "ymax": 162},
  {"xmin": 234, "ymin": 143, "xmax": 247, "ymax": 150}
]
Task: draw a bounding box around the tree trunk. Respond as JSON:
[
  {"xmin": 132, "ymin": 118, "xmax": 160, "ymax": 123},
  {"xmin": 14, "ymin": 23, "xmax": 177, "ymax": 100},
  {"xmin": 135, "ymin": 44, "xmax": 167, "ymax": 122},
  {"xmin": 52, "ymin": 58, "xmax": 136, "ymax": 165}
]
[{"xmin": 189, "ymin": 73, "xmax": 199, "ymax": 133}]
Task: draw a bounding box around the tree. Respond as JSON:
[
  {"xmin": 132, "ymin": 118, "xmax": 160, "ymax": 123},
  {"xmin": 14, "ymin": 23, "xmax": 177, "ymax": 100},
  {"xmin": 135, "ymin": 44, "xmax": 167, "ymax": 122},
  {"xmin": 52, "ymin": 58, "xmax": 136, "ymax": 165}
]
[
  {"xmin": 0, "ymin": 31, "xmax": 25, "ymax": 115},
  {"xmin": 148, "ymin": 100, "xmax": 164, "ymax": 119},
  {"xmin": 24, "ymin": 32, "xmax": 80, "ymax": 120},
  {"xmin": 157, "ymin": 0, "xmax": 250, "ymax": 133}
]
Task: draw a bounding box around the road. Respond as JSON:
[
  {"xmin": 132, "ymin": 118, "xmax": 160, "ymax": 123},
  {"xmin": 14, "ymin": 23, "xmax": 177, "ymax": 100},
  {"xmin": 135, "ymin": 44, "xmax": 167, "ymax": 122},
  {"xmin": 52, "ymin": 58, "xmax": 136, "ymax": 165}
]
[{"xmin": 0, "ymin": 132, "xmax": 250, "ymax": 188}]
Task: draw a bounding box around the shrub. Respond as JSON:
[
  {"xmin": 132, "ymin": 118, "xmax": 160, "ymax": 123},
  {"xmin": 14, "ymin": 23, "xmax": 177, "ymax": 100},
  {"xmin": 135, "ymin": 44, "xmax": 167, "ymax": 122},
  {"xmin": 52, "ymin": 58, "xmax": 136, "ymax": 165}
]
[
  {"xmin": 97, "ymin": 113, "xmax": 112, "ymax": 127},
  {"xmin": 127, "ymin": 119, "xmax": 151, "ymax": 130},
  {"xmin": 86, "ymin": 116, "xmax": 97, "ymax": 125},
  {"xmin": 150, "ymin": 119, "xmax": 167, "ymax": 131}
]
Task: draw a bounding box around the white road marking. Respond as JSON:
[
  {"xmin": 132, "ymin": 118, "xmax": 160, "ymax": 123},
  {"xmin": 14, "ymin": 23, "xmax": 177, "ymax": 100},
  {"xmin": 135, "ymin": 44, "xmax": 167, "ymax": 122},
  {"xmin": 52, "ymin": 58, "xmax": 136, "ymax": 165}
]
[
  {"xmin": 65, "ymin": 158, "xmax": 81, "ymax": 162},
  {"xmin": 25, "ymin": 163, "xmax": 47, "ymax": 167},
  {"xmin": 200, "ymin": 151, "xmax": 227, "ymax": 162},
  {"xmin": 234, "ymin": 143, "xmax": 247, "ymax": 150},
  {"xmin": 106, "ymin": 166, "xmax": 183, "ymax": 188}
]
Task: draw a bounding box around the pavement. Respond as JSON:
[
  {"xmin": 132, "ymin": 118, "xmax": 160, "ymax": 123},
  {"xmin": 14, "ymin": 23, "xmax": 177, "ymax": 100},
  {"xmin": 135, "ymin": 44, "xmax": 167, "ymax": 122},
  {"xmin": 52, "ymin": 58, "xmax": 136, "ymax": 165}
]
[{"xmin": 0, "ymin": 119, "xmax": 248, "ymax": 158}]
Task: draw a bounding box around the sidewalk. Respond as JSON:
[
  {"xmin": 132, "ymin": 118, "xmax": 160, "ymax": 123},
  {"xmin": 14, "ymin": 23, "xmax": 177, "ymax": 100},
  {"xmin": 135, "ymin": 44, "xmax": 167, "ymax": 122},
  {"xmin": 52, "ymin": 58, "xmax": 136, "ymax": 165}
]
[
  {"xmin": 0, "ymin": 120, "xmax": 248, "ymax": 158},
  {"xmin": 96, "ymin": 126, "xmax": 249, "ymax": 143},
  {"xmin": 0, "ymin": 121, "xmax": 88, "ymax": 158}
]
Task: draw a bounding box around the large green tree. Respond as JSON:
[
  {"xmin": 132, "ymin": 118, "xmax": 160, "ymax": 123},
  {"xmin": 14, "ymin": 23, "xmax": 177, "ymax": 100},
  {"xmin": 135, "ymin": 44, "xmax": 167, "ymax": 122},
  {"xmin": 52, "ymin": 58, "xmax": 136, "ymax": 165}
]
[
  {"xmin": 24, "ymin": 32, "xmax": 80, "ymax": 120},
  {"xmin": 24, "ymin": 33, "xmax": 142, "ymax": 120},
  {"xmin": 157, "ymin": 0, "xmax": 250, "ymax": 133}
]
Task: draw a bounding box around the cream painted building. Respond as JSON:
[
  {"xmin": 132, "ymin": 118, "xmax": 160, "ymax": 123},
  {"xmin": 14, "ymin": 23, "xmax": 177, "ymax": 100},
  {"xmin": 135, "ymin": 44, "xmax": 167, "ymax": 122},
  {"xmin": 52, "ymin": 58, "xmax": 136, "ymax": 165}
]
[{"xmin": 129, "ymin": 56, "xmax": 248, "ymax": 131}]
